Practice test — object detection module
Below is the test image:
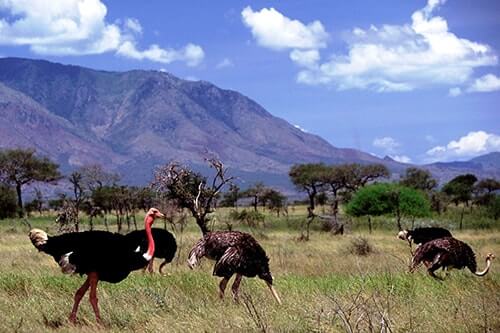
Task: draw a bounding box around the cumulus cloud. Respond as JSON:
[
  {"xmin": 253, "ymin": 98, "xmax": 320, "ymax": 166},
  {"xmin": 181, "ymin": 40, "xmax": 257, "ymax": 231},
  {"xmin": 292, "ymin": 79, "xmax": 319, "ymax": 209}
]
[
  {"xmin": 117, "ymin": 41, "xmax": 204, "ymax": 67},
  {"xmin": 389, "ymin": 155, "xmax": 412, "ymax": 163},
  {"xmin": 467, "ymin": 74, "xmax": 500, "ymax": 93},
  {"xmin": 215, "ymin": 58, "xmax": 234, "ymax": 69},
  {"xmin": 241, "ymin": 6, "xmax": 328, "ymax": 50},
  {"xmin": 243, "ymin": 1, "xmax": 497, "ymax": 92},
  {"xmin": 373, "ymin": 136, "xmax": 401, "ymax": 153},
  {"xmin": 124, "ymin": 18, "xmax": 142, "ymax": 35},
  {"xmin": 0, "ymin": 0, "xmax": 204, "ymax": 66},
  {"xmin": 426, "ymin": 131, "xmax": 500, "ymax": 162}
]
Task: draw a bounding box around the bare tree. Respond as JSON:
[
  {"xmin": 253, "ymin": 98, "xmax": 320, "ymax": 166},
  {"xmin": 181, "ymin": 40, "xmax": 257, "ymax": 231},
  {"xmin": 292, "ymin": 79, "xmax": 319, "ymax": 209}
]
[{"xmin": 151, "ymin": 158, "xmax": 234, "ymax": 234}]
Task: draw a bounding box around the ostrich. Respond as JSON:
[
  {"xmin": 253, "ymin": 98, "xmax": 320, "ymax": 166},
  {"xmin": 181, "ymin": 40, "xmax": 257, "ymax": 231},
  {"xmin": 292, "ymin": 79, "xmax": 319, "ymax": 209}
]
[
  {"xmin": 124, "ymin": 228, "xmax": 177, "ymax": 274},
  {"xmin": 410, "ymin": 237, "xmax": 495, "ymax": 279},
  {"xmin": 187, "ymin": 231, "xmax": 282, "ymax": 304},
  {"xmin": 29, "ymin": 208, "xmax": 164, "ymax": 324},
  {"xmin": 398, "ymin": 227, "xmax": 452, "ymax": 247}
]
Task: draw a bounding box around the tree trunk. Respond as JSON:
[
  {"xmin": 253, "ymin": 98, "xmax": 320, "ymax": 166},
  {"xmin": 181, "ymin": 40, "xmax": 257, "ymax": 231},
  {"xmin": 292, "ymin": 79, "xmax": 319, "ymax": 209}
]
[
  {"xmin": 368, "ymin": 216, "xmax": 372, "ymax": 234},
  {"xmin": 132, "ymin": 214, "xmax": 137, "ymax": 230},
  {"xmin": 15, "ymin": 183, "xmax": 23, "ymax": 218},
  {"xmin": 460, "ymin": 206, "xmax": 465, "ymax": 230},
  {"xmin": 89, "ymin": 216, "xmax": 94, "ymax": 231},
  {"xmin": 195, "ymin": 217, "xmax": 209, "ymax": 235}
]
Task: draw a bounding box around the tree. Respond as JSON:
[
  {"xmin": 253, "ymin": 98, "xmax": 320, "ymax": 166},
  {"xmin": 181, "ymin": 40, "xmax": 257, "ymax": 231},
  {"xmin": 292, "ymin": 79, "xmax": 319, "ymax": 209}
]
[
  {"xmin": 151, "ymin": 159, "xmax": 234, "ymax": 234},
  {"xmin": 346, "ymin": 183, "xmax": 430, "ymax": 232},
  {"xmin": 474, "ymin": 178, "xmax": 500, "ymax": 206},
  {"xmin": 261, "ymin": 188, "xmax": 287, "ymax": 217},
  {"xmin": 442, "ymin": 174, "xmax": 478, "ymax": 229},
  {"xmin": 220, "ymin": 184, "xmax": 240, "ymax": 208},
  {"xmin": 442, "ymin": 174, "xmax": 478, "ymax": 206},
  {"xmin": 79, "ymin": 164, "xmax": 120, "ymax": 191},
  {"xmin": 339, "ymin": 163, "xmax": 390, "ymax": 192},
  {"xmin": 400, "ymin": 167, "xmax": 437, "ymax": 192},
  {"xmin": 243, "ymin": 182, "xmax": 267, "ymax": 211},
  {"xmin": 0, "ymin": 183, "xmax": 17, "ymax": 219},
  {"xmin": 0, "ymin": 148, "xmax": 61, "ymax": 217},
  {"xmin": 289, "ymin": 163, "xmax": 328, "ymax": 212},
  {"xmin": 68, "ymin": 171, "xmax": 85, "ymax": 231}
]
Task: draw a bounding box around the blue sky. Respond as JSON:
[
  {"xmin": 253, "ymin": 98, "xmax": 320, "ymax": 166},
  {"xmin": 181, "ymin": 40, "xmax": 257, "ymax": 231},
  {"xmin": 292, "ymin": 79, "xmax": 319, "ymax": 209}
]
[{"xmin": 0, "ymin": 0, "xmax": 499, "ymax": 164}]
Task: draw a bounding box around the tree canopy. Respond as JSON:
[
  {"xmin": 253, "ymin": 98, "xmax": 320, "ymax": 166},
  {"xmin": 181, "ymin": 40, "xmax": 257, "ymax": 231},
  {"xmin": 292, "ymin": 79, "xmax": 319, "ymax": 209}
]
[
  {"xmin": 346, "ymin": 183, "xmax": 430, "ymax": 230},
  {"xmin": 0, "ymin": 148, "xmax": 61, "ymax": 217},
  {"xmin": 400, "ymin": 167, "xmax": 437, "ymax": 191}
]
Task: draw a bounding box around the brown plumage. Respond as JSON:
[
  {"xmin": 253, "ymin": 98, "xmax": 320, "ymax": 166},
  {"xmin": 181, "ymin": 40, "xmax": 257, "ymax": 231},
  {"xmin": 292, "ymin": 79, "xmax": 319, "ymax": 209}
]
[
  {"xmin": 410, "ymin": 237, "xmax": 495, "ymax": 279},
  {"xmin": 187, "ymin": 231, "xmax": 281, "ymax": 304}
]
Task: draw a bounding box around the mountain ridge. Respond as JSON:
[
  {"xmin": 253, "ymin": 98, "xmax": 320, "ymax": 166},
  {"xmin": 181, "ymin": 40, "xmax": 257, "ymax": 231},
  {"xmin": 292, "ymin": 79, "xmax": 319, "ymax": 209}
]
[{"xmin": 0, "ymin": 57, "xmax": 498, "ymax": 189}]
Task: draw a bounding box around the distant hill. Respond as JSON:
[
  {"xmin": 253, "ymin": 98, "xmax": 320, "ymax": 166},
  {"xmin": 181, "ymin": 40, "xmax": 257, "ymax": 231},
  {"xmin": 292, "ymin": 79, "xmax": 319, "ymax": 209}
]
[
  {"xmin": 0, "ymin": 57, "xmax": 498, "ymax": 191},
  {"xmin": 423, "ymin": 152, "xmax": 500, "ymax": 184}
]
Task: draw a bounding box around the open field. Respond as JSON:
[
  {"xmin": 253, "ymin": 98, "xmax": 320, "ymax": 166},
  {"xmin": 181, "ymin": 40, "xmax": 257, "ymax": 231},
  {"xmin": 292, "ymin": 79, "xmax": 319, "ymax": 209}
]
[{"xmin": 0, "ymin": 209, "xmax": 499, "ymax": 332}]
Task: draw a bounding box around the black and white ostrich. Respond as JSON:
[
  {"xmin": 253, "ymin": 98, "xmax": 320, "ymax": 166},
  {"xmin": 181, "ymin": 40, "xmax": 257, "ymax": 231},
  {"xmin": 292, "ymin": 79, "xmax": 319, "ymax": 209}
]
[
  {"xmin": 187, "ymin": 231, "xmax": 282, "ymax": 304},
  {"xmin": 398, "ymin": 227, "xmax": 452, "ymax": 246},
  {"xmin": 124, "ymin": 228, "xmax": 177, "ymax": 274},
  {"xmin": 29, "ymin": 208, "xmax": 164, "ymax": 324},
  {"xmin": 410, "ymin": 237, "xmax": 495, "ymax": 279}
]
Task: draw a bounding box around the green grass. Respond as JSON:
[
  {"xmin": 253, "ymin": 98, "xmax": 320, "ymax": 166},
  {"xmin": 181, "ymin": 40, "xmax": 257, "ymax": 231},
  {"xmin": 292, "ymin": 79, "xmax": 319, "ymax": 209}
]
[{"xmin": 0, "ymin": 208, "xmax": 499, "ymax": 332}]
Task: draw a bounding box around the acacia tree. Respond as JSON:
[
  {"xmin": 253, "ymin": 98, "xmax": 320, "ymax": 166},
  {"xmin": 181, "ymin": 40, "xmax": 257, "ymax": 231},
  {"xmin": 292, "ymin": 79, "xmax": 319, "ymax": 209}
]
[
  {"xmin": 0, "ymin": 183, "xmax": 17, "ymax": 219},
  {"xmin": 442, "ymin": 174, "xmax": 477, "ymax": 229},
  {"xmin": 289, "ymin": 163, "xmax": 327, "ymax": 213},
  {"xmin": 151, "ymin": 159, "xmax": 234, "ymax": 234},
  {"xmin": 346, "ymin": 183, "xmax": 430, "ymax": 232},
  {"xmin": 0, "ymin": 148, "xmax": 61, "ymax": 217},
  {"xmin": 243, "ymin": 182, "xmax": 267, "ymax": 211},
  {"xmin": 400, "ymin": 167, "xmax": 437, "ymax": 192}
]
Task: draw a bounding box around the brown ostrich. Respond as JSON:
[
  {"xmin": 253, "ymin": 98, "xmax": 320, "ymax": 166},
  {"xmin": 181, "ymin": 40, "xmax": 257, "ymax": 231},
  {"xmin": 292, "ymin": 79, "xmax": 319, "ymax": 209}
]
[
  {"xmin": 410, "ymin": 237, "xmax": 495, "ymax": 279},
  {"xmin": 187, "ymin": 231, "xmax": 281, "ymax": 304}
]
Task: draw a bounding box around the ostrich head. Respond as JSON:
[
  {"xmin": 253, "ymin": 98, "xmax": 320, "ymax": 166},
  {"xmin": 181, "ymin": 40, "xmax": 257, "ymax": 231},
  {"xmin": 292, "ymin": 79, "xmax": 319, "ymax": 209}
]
[
  {"xmin": 146, "ymin": 207, "xmax": 165, "ymax": 220},
  {"xmin": 486, "ymin": 253, "xmax": 495, "ymax": 261},
  {"xmin": 29, "ymin": 228, "xmax": 48, "ymax": 250}
]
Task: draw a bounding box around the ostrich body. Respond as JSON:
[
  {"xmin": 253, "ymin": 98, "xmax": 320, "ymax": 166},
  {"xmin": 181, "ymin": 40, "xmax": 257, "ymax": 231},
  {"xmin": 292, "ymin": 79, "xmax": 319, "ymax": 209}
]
[
  {"xmin": 124, "ymin": 228, "xmax": 177, "ymax": 274},
  {"xmin": 188, "ymin": 231, "xmax": 281, "ymax": 304},
  {"xmin": 29, "ymin": 208, "xmax": 164, "ymax": 323},
  {"xmin": 398, "ymin": 227, "xmax": 452, "ymax": 246},
  {"xmin": 410, "ymin": 237, "xmax": 494, "ymax": 279}
]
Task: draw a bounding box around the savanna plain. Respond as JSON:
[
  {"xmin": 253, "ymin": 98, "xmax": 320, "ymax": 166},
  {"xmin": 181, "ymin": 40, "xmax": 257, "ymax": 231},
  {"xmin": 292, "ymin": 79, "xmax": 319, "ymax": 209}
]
[{"xmin": 0, "ymin": 206, "xmax": 498, "ymax": 333}]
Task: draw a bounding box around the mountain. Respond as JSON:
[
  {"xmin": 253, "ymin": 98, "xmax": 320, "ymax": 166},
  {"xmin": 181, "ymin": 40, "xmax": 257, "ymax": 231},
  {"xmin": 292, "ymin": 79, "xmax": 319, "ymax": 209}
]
[
  {"xmin": 423, "ymin": 152, "xmax": 500, "ymax": 183},
  {"xmin": 0, "ymin": 57, "xmax": 497, "ymax": 190}
]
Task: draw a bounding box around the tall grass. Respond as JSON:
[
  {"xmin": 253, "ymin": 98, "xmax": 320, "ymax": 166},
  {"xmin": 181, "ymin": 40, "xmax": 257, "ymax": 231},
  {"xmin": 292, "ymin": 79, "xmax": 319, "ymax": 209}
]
[{"xmin": 0, "ymin": 208, "xmax": 498, "ymax": 332}]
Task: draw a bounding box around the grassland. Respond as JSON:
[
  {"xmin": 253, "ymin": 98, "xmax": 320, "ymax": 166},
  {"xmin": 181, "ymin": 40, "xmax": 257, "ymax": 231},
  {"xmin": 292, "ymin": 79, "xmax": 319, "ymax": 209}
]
[{"xmin": 0, "ymin": 207, "xmax": 498, "ymax": 332}]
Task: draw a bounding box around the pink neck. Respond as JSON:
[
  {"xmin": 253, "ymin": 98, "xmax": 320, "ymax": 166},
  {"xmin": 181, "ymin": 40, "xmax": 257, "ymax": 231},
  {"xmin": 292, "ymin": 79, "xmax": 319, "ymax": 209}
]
[{"xmin": 144, "ymin": 215, "xmax": 155, "ymax": 260}]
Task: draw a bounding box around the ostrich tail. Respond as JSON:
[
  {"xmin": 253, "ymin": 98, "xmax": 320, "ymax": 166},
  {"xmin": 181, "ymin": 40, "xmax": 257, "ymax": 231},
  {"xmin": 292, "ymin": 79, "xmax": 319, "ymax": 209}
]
[
  {"xmin": 474, "ymin": 253, "xmax": 495, "ymax": 277},
  {"xmin": 29, "ymin": 228, "xmax": 48, "ymax": 250},
  {"xmin": 187, "ymin": 237, "xmax": 206, "ymax": 269}
]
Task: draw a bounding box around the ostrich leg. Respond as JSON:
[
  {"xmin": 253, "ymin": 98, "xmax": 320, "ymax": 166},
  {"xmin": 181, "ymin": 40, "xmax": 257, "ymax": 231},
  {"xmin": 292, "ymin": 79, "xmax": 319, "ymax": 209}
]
[
  {"xmin": 427, "ymin": 253, "xmax": 444, "ymax": 280},
  {"xmin": 88, "ymin": 272, "xmax": 102, "ymax": 324},
  {"xmin": 69, "ymin": 276, "xmax": 90, "ymax": 323},
  {"xmin": 231, "ymin": 274, "xmax": 243, "ymax": 302},
  {"xmin": 219, "ymin": 277, "xmax": 229, "ymax": 299}
]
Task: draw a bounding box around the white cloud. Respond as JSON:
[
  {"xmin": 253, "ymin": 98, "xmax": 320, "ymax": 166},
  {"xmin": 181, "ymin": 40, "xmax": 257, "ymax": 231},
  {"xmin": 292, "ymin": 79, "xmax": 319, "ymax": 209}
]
[
  {"xmin": 124, "ymin": 18, "xmax": 142, "ymax": 35},
  {"xmin": 258, "ymin": 0, "xmax": 497, "ymax": 92},
  {"xmin": 215, "ymin": 58, "xmax": 234, "ymax": 69},
  {"xmin": 389, "ymin": 155, "xmax": 412, "ymax": 163},
  {"xmin": 241, "ymin": 6, "xmax": 328, "ymax": 50},
  {"xmin": 448, "ymin": 87, "xmax": 462, "ymax": 97},
  {"xmin": 426, "ymin": 131, "xmax": 500, "ymax": 161},
  {"xmin": 117, "ymin": 42, "xmax": 204, "ymax": 67},
  {"xmin": 0, "ymin": 0, "xmax": 204, "ymax": 66},
  {"xmin": 467, "ymin": 74, "xmax": 500, "ymax": 93},
  {"xmin": 290, "ymin": 49, "xmax": 320, "ymax": 69},
  {"xmin": 373, "ymin": 136, "xmax": 400, "ymax": 153}
]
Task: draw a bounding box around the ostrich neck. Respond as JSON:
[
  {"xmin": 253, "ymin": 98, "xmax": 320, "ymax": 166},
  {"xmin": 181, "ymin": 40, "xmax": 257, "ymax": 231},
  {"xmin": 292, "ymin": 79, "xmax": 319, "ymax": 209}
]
[
  {"xmin": 143, "ymin": 216, "xmax": 155, "ymax": 261},
  {"xmin": 475, "ymin": 258, "xmax": 492, "ymax": 276}
]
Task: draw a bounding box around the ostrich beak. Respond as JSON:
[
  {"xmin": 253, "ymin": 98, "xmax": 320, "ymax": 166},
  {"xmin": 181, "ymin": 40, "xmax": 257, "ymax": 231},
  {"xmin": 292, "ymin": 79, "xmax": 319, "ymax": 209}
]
[{"xmin": 265, "ymin": 281, "xmax": 282, "ymax": 305}]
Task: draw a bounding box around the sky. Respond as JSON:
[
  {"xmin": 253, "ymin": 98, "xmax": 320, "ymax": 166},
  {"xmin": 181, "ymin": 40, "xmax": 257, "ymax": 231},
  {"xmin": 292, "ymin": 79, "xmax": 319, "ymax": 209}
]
[{"xmin": 0, "ymin": 0, "xmax": 499, "ymax": 165}]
